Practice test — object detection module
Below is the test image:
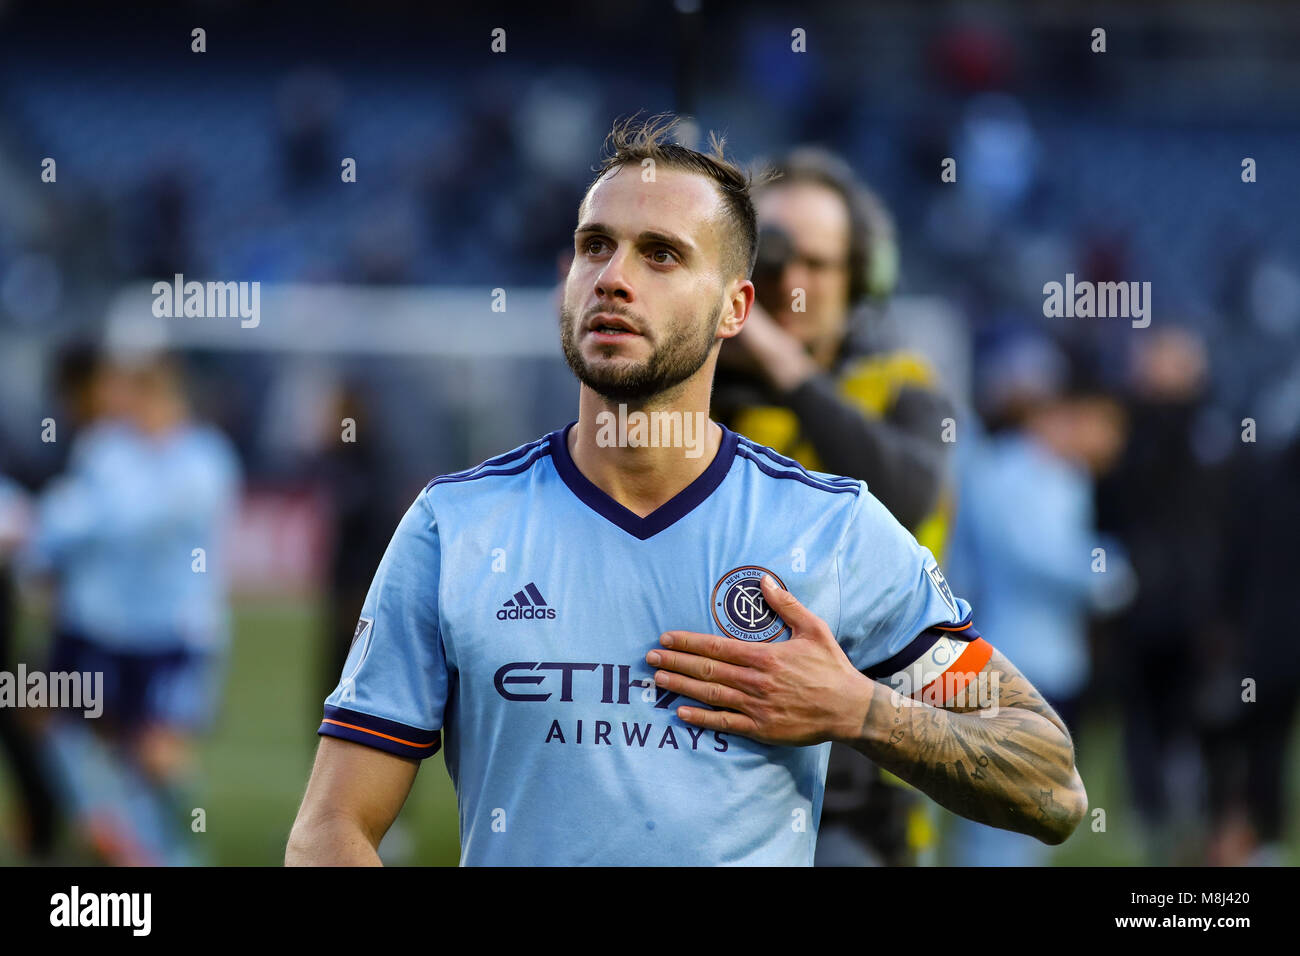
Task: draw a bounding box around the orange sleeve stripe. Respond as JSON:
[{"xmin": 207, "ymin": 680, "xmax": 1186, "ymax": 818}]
[
  {"xmin": 934, "ymin": 620, "xmax": 972, "ymax": 632},
  {"xmin": 914, "ymin": 637, "xmax": 994, "ymax": 700},
  {"xmin": 320, "ymin": 718, "xmax": 440, "ymax": 749}
]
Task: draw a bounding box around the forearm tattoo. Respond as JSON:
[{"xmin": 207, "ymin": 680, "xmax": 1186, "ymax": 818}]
[{"xmin": 849, "ymin": 648, "xmax": 1086, "ymax": 843}]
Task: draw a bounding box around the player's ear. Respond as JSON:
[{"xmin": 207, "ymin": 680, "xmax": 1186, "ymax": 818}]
[{"xmin": 716, "ymin": 278, "xmax": 754, "ymax": 341}]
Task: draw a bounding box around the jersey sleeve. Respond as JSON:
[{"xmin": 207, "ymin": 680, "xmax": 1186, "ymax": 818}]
[
  {"xmin": 835, "ymin": 485, "xmax": 993, "ymax": 703},
  {"xmin": 317, "ymin": 489, "xmax": 448, "ymax": 760}
]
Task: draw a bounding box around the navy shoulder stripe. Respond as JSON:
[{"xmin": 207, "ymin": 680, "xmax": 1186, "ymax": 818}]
[
  {"xmin": 736, "ymin": 438, "xmax": 858, "ymax": 486},
  {"xmin": 435, "ymin": 436, "xmax": 548, "ymax": 481},
  {"xmin": 426, "ymin": 442, "xmax": 551, "ymax": 491},
  {"xmin": 735, "ymin": 438, "xmax": 860, "ymax": 488},
  {"xmin": 736, "ymin": 445, "xmax": 859, "ymax": 495}
]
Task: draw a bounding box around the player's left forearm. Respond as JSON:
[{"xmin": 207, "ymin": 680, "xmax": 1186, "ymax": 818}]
[{"xmin": 841, "ymin": 671, "xmax": 1088, "ymax": 845}]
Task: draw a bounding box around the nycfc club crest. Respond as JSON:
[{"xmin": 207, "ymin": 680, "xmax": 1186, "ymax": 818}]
[{"xmin": 711, "ymin": 566, "xmax": 790, "ymax": 642}]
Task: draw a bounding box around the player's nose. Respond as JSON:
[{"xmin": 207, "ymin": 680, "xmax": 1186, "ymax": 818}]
[{"xmin": 595, "ymin": 247, "xmax": 635, "ymax": 302}]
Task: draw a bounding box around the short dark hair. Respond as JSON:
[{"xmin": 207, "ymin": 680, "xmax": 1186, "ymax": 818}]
[
  {"xmin": 583, "ymin": 112, "xmax": 776, "ymax": 283},
  {"xmin": 756, "ymin": 147, "xmax": 898, "ymax": 305}
]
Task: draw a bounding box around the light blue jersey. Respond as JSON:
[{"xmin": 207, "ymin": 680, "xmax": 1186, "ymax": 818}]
[
  {"xmin": 319, "ymin": 421, "xmax": 985, "ymax": 865},
  {"xmin": 23, "ymin": 420, "xmax": 241, "ymax": 652}
]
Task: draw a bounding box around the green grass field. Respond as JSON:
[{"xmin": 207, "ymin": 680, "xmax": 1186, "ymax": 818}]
[{"xmin": 1, "ymin": 597, "xmax": 1296, "ymax": 865}]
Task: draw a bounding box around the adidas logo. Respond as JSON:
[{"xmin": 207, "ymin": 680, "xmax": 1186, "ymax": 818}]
[{"xmin": 497, "ymin": 582, "xmax": 558, "ymax": 621}]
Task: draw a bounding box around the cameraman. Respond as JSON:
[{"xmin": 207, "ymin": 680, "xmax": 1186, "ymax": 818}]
[{"xmin": 713, "ymin": 148, "xmax": 955, "ymax": 866}]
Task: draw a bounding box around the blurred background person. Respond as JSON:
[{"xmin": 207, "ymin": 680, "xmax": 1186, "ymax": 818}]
[
  {"xmin": 1214, "ymin": 404, "xmax": 1300, "ymax": 866},
  {"xmin": 712, "ymin": 148, "xmax": 957, "ymax": 866},
  {"xmin": 1094, "ymin": 327, "xmax": 1233, "ymax": 864},
  {"xmin": 310, "ymin": 382, "xmax": 394, "ymax": 706},
  {"xmin": 1094, "ymin": 326, "xmax": 1272, "ymax": 865},
  {"xmin": 945, "ymin": 332, "xmax": 1135, "ymax": 865},
  {"xmin": 19, "ymin": 352, "xmax": 241, "ymax": 865},
  {"xmin": 0, "ymin": 342, "xmax": 105, "ymax": 861}
]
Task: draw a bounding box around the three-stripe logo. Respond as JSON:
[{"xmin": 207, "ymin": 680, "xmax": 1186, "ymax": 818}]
[{"xmin": 497, "ymin": 582, "xmax": 558, "ymax": 621}]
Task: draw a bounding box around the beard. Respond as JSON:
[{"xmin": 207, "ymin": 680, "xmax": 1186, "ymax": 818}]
[{"xmin": 559, "ymin": 301, "xmax": 723, "ymax": 404}]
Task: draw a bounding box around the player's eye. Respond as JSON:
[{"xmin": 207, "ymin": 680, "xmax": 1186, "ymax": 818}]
[
  {"xmin": 649, "ymin": 247, "xmax": 678, "ymax": 264},
  {"xmin": 583, "ymin": 237, "xmax": 608, "ymax": 256}
]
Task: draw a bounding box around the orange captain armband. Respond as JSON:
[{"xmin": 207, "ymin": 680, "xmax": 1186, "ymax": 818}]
[{"xmin": 863, "ymin": 616, "xmax": 994, "ymax": 708}]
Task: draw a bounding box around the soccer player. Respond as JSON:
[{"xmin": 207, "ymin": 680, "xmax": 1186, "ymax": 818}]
[
  {"xmin": 23, "ymin": 353, "xmax": 241, "ymax": 865},
  {"xmin": 287, "ymin": 114, "xmax": 1087, "ymax": 866}
]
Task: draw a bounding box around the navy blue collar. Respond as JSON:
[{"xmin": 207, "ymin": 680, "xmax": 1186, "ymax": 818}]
[{"xmin": 548, "ymin": 419, "xmax": 739, "ymax": 540}]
